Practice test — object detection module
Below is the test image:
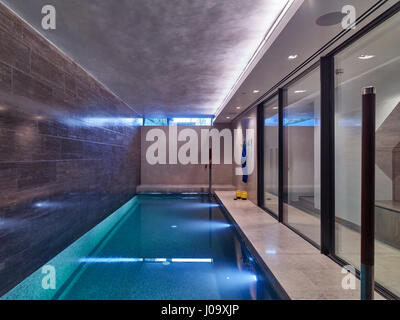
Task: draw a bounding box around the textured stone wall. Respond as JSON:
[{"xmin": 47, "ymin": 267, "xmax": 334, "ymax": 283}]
[{"xmin": 0, "ymin": 3, "xmax": 141, "ymax": 295}]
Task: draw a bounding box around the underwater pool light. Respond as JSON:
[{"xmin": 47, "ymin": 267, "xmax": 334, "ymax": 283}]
[
  {"xmin": 220, "ymin": 271, "xmax": 258, "ymax": 284},
  {"xmin": 185, "ymin": 220, "xmax": 231, "ymax": 231}
]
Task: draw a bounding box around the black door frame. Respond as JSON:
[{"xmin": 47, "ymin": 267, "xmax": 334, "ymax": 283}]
[{"xmin": 257, "ymin": 93, "xmax": 279, "ymax": 219}]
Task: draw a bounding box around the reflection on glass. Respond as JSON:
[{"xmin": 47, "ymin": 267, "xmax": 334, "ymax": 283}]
[
  {"xmin": 283, "ymin": 67, "xmax": 321, "ymax": 246},
  {"xmin": 334, "ymin": 13, "xmax": 400, "ymax": 297},
  {"xmin": 263, "ymin": 96, "xmax": 279, "ymax": 216}
]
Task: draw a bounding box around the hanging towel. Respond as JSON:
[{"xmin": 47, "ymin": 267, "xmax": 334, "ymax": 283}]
[{"xmin": 241, "ymin": 142, "xmax": 248, "ymax": 183}]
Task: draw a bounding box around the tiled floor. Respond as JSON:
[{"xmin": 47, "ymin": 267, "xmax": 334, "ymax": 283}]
[{"xmin": 216, "ymin": 191, "xmax": 384, "ymax": 300}]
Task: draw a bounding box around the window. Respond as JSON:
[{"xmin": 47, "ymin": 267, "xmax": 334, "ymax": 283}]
[
  {"xmin": 144, "ymin": 118, "xmax": 168, "ymax": 126},
  {"xmin": 283, "ymin": 66, "xmax": 321, "ymax": 246},
  {"xmin": 144, "ymin": 117, "xmax": 213, "ymax": 126},
  {"xmin": 169, "ymin": 117, "xmax": 213, "ymax": 126}
]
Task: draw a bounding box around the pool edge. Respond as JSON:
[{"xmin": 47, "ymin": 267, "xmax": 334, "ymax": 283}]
[{"xmin": 214, "ymin": 193, "xmax": 291, "ymax": 301}]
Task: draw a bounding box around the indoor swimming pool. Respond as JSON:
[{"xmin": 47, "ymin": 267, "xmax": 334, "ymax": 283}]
[{"xmin": 1, "ymin": 195, "xmax": 283, "ymax": 300}]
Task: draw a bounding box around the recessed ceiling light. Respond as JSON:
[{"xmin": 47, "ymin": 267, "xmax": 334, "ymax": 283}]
[
  {"xmin": 294, "ymin": 90, "xmax": 307, "ymax": 94},
  {"xmin": 253, "ymin": 90, "xmax": 260, "ymax": 94},
  {"xmin": 226, "ymin": 117, "xmax": 231, "ymax": 119},
  {"xmin": 236, "ymin": 106, "xmax": 241, "ymax": 110},
  {"xmin": 288, "ymin": 54, "xmax": 298, "ymax": 60},
  {"xmin": 358, "ymin": 55, "xmax": 375, "ymax": 60}
]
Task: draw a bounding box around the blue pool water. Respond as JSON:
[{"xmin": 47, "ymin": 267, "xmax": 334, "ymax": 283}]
[{"xmin": 2, "ymin": 195, "xmax": 281, "ymax": 300}]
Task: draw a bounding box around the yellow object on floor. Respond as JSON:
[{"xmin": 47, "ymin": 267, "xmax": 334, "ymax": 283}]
[
  {"xmin": 235, "ymin": 190, "xmax": 242, "ymax": 199},
  {"xmin": 241, "ymin": 191, "xmax": 248, "ymax": 200}
]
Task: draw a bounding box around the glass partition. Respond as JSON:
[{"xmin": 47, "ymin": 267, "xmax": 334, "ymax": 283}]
[
  {"xmin": 263, "ymin": 96, "xmax": 279, "ymax": 216},
  {"xmin": 283, "ymin": 66, "xmax": 321, "ymax": 246},
  {"xmin": 334, "ymin": 12, "xmax": 400, "ymax": 296}
]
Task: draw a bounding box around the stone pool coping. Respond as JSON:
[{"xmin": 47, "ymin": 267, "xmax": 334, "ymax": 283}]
[{"xmin": 215, "ymin": 191, "xmax": 384, "ymax": 300}]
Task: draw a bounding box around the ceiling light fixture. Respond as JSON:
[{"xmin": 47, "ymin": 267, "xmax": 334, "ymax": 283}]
[
  {"xmin": 273, "ymin": 107, "xmax": 278, "ymax": 110},
  {"xmin": 226, "ymin": 117, "xmax": 231, "ymax": 119},
  {"xmin": 294, "ymin": 90, "xmax": 307, "ymax": 94},
  {"xmin": 358, "ymin": 55, "xmax": 375, "ymax": 60},
  {"xmin": 253, "ymin": 90, "xmax": 260, "ymax": 94},
  {"xmin": 288, "ymin": 54, "xmax": 298, "ymax": 60},
  {"xmin": 236, "ymin": 106, "xmax": 241, "ymax": 110}
]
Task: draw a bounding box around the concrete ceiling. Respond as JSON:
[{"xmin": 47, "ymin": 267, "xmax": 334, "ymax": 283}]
[{"xmin": 1, "ymin": 0, "xmax": 293, "ymax": 117}]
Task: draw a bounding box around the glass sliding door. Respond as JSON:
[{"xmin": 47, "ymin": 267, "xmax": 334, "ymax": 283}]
[
  {"xmin": 262, "ymin": 96, "xmax": 279, "ymax": 216},
  {"xmin": 282, "ymin": 66, "xmax": 321, "ymax": 246},
  {"xmin": 334, "ymin": 11, "xmax": 400, "ymax": 297}
]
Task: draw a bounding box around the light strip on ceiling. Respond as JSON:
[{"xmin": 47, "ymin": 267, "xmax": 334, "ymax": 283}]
[{"xmin": 214, "ymin": 0, "xmax": 297, "ymax": 118}]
